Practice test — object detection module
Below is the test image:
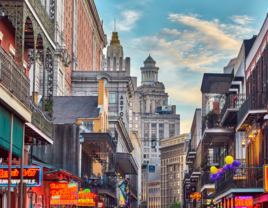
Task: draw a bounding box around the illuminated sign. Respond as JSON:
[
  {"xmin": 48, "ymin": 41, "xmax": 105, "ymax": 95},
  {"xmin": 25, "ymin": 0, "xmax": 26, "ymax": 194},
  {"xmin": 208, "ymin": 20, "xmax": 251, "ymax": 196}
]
[
  {"xmin": 0, "ymin": 166, "xmax": 42, "ymax": 187},
  {"xmin": 190, "ymin": 192, "xmax": 201, "ymax": 202},
  {"xmin": 78, "ymin": 188, "xmax": 97, "ymax": 206},
  {"xmin": 50, "ymin": 183, "xmax": 78, "ymax": 205},
  {"xmin": 226, "ymin": 196, "xmax": 253, "ymax": 208},
  {"xmin": 264, "ymin": 165, "xmax": 268, "ymax": 193}
]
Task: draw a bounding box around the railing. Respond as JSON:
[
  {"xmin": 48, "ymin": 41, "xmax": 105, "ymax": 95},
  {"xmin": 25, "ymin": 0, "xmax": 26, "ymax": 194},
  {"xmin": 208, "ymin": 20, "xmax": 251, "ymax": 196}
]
[
  {"xmin": 215, "ymin": 165, "xmax": 263, "ymax": 196},
  {"xmin": 220, "ymin": 94, "xmax": 245, "ymax": 121},
  {"xmin": 188, "ymin": 145, "xmax": 197, "ymax": 152},
  {"xmin": 202, "ymin": 113, "xmax": 221, "ymax": 134},
  {"xmin": 201, "ymin": 153, "xmax": 220, "ymax": 170},
  {"xmin": 80, "ymin": 177, "xmax": 117, "ymax": 193},
  {"xmin": 0, "ymin": 45, "xmax": 30, "ymax": 109},
  {"xmin": 29, "ymin": 0, "xmax": 55, "ymax": 39},
  {"xmin": 201, "ymin": 171, "xmax": 214, "ymax": 188},
  {"xmin": 129, "ymin": 184, "xmax": 138, "ymax": 197},
  {"xmin": 237, "ymin": 93, "xmax": 266, "ymax": 126},
  {"xmin": 30, "ymin": 101, "xmax": 53, "ymax": 139}
]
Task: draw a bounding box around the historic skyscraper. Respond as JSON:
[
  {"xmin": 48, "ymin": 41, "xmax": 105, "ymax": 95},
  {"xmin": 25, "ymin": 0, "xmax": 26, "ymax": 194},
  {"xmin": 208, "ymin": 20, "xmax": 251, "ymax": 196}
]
[{"xmin": 129, "ymin": 55, "xmax": 180, "ymax": 164}]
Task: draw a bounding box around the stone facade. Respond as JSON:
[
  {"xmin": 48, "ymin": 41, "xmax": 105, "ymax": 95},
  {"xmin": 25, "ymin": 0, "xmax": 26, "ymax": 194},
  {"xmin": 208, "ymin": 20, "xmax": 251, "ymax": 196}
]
[
  {"xmin": 159, "ymin": 134, "xmax": 188, "ymax": 208},
  {"xmin": 129, "ymin": 56, "xmax": 180, "ymax": 164}
]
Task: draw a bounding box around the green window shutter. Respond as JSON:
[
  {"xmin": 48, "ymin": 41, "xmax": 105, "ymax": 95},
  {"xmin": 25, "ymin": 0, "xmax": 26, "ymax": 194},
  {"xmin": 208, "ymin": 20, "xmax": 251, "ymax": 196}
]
[
  {"xmin": 0, "ymin": 105, "xmax": 23, "ymax": 157},
  {"xmin": 12, "ymin": 115, "xmax": 23, "ymax": 157},
  {"xmin": 0, "ymin": 105, "xmax": 11, "ymax": 151}
]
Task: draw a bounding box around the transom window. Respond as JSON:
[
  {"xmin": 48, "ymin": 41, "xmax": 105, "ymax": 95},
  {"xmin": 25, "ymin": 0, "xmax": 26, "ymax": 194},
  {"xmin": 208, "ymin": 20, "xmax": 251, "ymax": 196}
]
[{"xmin": 82, "ymin": 121, "xmax": 94, "ymax": 132}]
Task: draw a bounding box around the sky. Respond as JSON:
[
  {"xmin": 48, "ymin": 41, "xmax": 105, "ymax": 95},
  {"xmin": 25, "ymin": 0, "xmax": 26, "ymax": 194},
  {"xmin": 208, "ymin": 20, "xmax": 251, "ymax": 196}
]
[{"xmin": 95, "ymin": 0, "xmax": 268, "ymax": 134}]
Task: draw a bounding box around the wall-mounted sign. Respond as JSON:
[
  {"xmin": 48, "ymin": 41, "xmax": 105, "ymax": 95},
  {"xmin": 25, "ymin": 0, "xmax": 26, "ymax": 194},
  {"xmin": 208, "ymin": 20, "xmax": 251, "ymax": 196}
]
[
  {"xmin": 118, "ymin": 94, "xmax": 128, "ymax": 130},
  {"xmin": 33, "ymin": 203, "xmax": 42, "ymax": 208},
  {"xmin": 264, "ymin": 165, "xmax": 268, "ymax": 193},
  {"xmin": 226, "ymin": 196, "xmax": 253, "ymax": 207},
  {"xmin": 149, "ymin": 165, "xmax": 155, "ymax": 172},
  {"xmin": 190, "ymin": 192, "xmax": 201, "ymax": 202},
  {"xmin": 50, "ymin": 183, "xmax": 78, "ymax": 205},
  {"xmin": 78, "ymin": 188, "xmax": 97, "ymax": 206},
  {"xmin": 0, "ymin": 166, "xmax": 42, "ymax": 187}
]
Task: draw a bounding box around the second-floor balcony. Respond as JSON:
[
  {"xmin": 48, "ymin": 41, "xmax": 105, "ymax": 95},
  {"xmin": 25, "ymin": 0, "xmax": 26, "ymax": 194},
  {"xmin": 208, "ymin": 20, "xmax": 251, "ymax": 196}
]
[
  {"xmin": 202, "ymin": 153, "xmax": 220, "ymax": 170},
  {"xmin": 186, "ymin": 145, "xmax": 197, "ymax": 163},
  {"xmin": 220, "ymin": 94, "xmax": 245, "ymax": 127},
  {"xmin": 0, "ymin": 45, "xmax": 30, "ymax": 110},
  {"xmin": 215, "ymin": 165, "xmax": 263, "ymax": 197},
  {"xmin": 237, "ymin": 93, "xmax": 266, "ymax": 131},
  {"xmin": 201, "ymin": 171, "xmax": 215, "ymax": 191}
]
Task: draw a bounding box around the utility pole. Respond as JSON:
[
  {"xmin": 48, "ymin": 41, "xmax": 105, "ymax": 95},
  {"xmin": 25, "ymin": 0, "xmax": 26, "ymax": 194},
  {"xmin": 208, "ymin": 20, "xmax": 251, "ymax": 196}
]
[{"xmin": 7, "ymin": 113, "xmax": 13, "ymax": 208}]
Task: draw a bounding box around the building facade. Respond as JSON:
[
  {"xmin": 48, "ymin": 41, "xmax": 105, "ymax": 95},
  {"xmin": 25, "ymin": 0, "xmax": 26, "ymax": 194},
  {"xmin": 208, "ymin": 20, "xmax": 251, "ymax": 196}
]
[
  {"xmin": 129, "ymin": 55, "xmax": 180, "ymax": 164},
  {"xmin": 160, "ymin": 134, "xmax": 188, "ymax": 208}
]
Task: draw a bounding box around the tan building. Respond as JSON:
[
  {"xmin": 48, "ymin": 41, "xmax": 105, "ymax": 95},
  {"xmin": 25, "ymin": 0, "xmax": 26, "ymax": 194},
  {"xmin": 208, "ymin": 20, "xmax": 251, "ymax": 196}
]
[
  {"xmin": 160, "ymin": 134, "xmax": 189, "ymax": 208},
  {"xmin": 147, "ymin": 180, "xmax": 161, "ymax": 208}
]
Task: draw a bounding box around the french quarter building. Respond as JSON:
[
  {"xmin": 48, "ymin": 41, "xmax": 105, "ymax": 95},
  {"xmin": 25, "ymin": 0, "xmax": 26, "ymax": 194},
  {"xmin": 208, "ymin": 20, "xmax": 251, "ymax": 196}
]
[
  {"xmin": 129, "ymin": 55, "xmax": 180, "ymax": 164},
  {"xmin": 36, "ymin": 0, "xmax": 107, "ymax": 97},
  {"xmin": 159, "ymin": 134, "xmax": 188, "ymax": 208}
]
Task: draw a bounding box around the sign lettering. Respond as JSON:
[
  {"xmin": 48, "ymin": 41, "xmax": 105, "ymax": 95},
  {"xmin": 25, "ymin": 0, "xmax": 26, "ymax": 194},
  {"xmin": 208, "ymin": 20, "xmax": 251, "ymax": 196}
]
[
  {"xmin": 0, "ymin": 166, "xmax": 42, "ymax": 187},
  {"xmin": 226, "ymin": 196, "xmax": 253, "ymax": 208},
  {"xmin": 78, "ymin": 188, "xmax": 97, "ymax": 206},
  {"xmin": 50, "ymin": 183, "xmax": 78, "ymax": 205}
]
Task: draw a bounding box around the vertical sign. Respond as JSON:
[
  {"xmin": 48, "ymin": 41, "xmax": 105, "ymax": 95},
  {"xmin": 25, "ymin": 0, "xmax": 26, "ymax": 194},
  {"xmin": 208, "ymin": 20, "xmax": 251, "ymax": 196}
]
[{"xmin": 264, "ymin": 165, "xmax": 268, "ymax": 192}]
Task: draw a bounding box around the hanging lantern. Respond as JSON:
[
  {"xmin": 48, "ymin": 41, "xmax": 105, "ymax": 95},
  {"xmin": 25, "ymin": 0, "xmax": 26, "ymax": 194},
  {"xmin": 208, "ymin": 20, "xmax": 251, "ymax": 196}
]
[{"xmin": 241, "ymin": 139, "xmax": 246, "ymax": 148}]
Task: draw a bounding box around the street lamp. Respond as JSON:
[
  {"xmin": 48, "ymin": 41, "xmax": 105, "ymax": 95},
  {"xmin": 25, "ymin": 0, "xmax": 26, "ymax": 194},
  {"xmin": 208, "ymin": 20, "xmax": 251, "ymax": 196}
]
[
  {"xmin": 27, "ymin": 187, "xmax": 35, "ymax": 208},
  {"xmin": 209, "ymin": 199, "xmax": 215, "ymax": 208}
]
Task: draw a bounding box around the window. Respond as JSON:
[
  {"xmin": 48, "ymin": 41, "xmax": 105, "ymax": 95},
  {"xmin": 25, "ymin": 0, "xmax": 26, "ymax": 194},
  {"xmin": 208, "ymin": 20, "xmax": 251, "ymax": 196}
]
[
  {"xmin": 92, "ymin": 93, "xmax": 98, "ymax": 96},
  {"xmin": 110, "ymin": 93, "xmax": 116, "ymax": 103},
  {"xmin": 169, "ymin": 124, "xmax": 175, "ymax": 128},
  {"xmin": 144, "ymin": 154, "xmax": 147, "ymax": 159},
  {"xmin": 129, "ymin": 110, "xmax": 132, "ymax": 115},
  {"xmin": 135, "ymin": 124, "xmax": 138, "ymax": 128},
  {"xmin": 177, "ymin": 189, "xmax": 180, "ymax": 194},
  {"xmin": 130, "ymin": 102, "xmax": 132, "ymax": 107},
  {"xmin": 82, "ymin": 121, "xmax": 94, "ymax": 132},
  {"xmin": 177, "ymin": 173, "xmax": 180, "ymax": 178},
  {"xmin": 152, "ymin": 123, "xmax": 156, "ymax": 127},
  {"xmin": 170, "ymin": 182, "xmax": 172, "ymax": 187},
  {"xmin": 169, "ymin": 166, "xmax": 172, "ymax": 172},
  {"xmin": 169, "ymin": 174, "xmax": 173, "ymax": 179},
  {"xmin": 178, "ymin": 181, "xmax": 180, "ymax": 186},
  {"xmin": 159, "ymin": 124, "xmax": 164, "ymax": 127},
  {"xmin": 159, "ymin": 130, "xmax": 163, "ymax": 134},
  {"xmin": 135, "ymin": 117, "xmax": 138, "ymax": 121},
  {"xmin": 174, "ymin": 181, "xmax": 176, "ymax": 186},
  {"xmin": 129, "ymin": 124, "xmax": 132, "ymax": 128},
  {"xmin": 173, "ymin": 189, "xmax": 176, "ymax": 194},
  {"xmin": 129, "ymin": 117, "xmax": 133, "ymax": 121}
]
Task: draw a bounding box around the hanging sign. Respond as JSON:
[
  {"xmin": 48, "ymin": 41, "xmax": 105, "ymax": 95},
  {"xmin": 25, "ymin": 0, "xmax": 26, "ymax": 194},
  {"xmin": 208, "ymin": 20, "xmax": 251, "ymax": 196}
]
[
  {"xmin": 226, "ymin": 196, "xmax": 253, "ymax": 207},
  {"xmin": 0, "ymin": 166, "xmax": 42, "ymax": 187},
  {"xmin": 78, "ymin": 188, "xmax": 97, "ymax": 206},
  {"xmin": 50, "ymin": 183, "xmax": 78, "ymax": 205},
  {"xmin": 264, "ymin": 165, "xmax": 268, "ymax": 193}
]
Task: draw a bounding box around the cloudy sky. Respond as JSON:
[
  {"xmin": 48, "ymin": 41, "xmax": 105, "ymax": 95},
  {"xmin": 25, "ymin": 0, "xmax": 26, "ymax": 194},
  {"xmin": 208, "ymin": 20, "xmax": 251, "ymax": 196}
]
[{"xmin": 95, "ymin": 0, "xmax": 268, "ymax": 133}]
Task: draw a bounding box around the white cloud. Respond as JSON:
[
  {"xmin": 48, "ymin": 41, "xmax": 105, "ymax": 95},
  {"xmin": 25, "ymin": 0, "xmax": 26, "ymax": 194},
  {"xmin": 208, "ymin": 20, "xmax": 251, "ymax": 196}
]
[
  {"xmin": 157, "ymin": 28, "xmax": 181, "ymax": 38},
  {"xmin": 115, "ymin": 10, "xmax": 142, "ymax": 31},
  {"xmin": 231, "ymin": 15, "xmax": 255, "ymax": 25}
]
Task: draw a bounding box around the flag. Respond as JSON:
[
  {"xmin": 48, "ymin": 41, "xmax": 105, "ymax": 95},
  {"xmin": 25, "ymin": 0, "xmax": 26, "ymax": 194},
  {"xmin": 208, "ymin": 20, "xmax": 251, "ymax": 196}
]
[{"xmin": 118, "ymin": 181, "xmax": 127, "ymax": 200}]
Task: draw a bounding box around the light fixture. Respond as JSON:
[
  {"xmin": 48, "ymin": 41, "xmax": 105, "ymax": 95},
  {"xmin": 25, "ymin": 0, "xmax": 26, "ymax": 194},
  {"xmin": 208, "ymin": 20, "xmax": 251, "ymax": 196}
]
[
  {"xmin": 241, "ymin": 139, "xmax": 246, "ymax": 148},
  {"xmin": 27, "ymin": 187, "xmax": 34, "ymax": 199}
]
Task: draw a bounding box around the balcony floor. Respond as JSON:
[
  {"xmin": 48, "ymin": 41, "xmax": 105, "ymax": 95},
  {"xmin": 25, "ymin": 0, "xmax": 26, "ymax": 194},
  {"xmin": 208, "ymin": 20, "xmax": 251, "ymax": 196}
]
[{"xmin": 221, "ymin": 108, "xmax": 239, "ymax": 127}]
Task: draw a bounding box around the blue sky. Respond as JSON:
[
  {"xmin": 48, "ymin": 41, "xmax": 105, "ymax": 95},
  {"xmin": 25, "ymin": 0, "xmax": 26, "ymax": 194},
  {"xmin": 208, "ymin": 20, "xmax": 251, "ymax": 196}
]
[{"xmin": 95, "ymin": 0, "xmax": 268, "ymax": 133}]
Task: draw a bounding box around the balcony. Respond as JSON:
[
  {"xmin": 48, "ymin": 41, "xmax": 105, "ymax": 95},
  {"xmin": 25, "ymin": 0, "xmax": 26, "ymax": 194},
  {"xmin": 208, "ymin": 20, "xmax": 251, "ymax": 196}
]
[
  {"xmin": 189, "ymin": 166, "xmax": 201, "ymax": 179},
  {"xmin": 201, "ymin": 171, "xmax": 215, "ymax": 192},
  {"xmin": 0, "ymin": 45, "xmax": 30, "ymax": 110},
  {"xmin": 28, "ymin": 0, "xmax": 55, "ymax": 39},
  {"xmin": 202, "ymin": 153, "xmax": 220, "ymax": 170},
  {"xmin": 30, "ymin": 101, "xmax": 53, "ymax": 140},
  {"xmin": 220, "ymin": 94, "xmax": 245, "ymax": 127},
  {"xmin": 215, "ymin": 165, "xmax": 263, "ymax": 196},
  {"xmin": 237, "ymin": 93, "xmax": 266, "ymax": 131},
  {"xmin": 186, "ymin": 145, "xmax": 197, "ymax": 163}
]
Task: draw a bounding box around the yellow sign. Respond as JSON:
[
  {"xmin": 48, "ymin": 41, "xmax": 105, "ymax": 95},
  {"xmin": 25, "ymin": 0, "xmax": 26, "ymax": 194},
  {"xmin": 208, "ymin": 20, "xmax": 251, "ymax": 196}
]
[{"xmin": 190, "ymin": 192, "xmax": 201, "ymax": 202}]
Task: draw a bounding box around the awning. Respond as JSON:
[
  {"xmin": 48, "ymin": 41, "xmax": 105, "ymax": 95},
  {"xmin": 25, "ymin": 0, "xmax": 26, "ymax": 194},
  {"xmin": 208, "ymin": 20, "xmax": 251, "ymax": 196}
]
[
  {"xmin": 25, "ymin": 122, "xmax": 53, "ymax": 144},
  {"xmin": 116, "ymin": 153, "xmax": 138, "ymax": 175}
]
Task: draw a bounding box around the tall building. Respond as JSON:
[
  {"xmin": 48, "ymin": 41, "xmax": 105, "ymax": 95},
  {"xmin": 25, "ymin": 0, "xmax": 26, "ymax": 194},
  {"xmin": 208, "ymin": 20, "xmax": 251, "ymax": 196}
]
[
  {"xmin": 130, "ymin": 55, "xmax": 180, "ymax": 163},
  {"xmin": 160, "ymin": 134, "xmax": 188, "ymax": 208},
  {"xmin": 35, "ymin": 0, "xmax": 107, "ymax": 97}
]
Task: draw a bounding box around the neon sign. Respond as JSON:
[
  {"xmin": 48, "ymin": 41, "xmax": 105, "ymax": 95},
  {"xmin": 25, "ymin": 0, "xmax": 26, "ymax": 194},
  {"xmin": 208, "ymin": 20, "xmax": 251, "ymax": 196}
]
[
  {"xmin": 50, "ymin": 183, "xmax": 78, "ymax": 205},
  {"xmin": 190, "ymin": 192, "xmax": 201, "ymax": 202},
  {"xmin": 226, "ymin": 196, "xmax": 253, "ymax": 208},
  {"xmin": 0, "ymin": 166, "xmax": 42, "ymax": 187},
  {"xmin": 78, "ymin": 188, "xmax": 97, "ymax": 206},
  {"xmin": 264, "ymin": 165, "xmax": 268, "ymax": 193}
]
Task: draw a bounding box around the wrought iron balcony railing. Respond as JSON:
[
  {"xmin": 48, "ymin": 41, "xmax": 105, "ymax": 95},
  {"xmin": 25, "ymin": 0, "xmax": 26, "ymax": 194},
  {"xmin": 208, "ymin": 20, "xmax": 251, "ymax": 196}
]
[
  {"xmin": 237, "ymin": 93, "xmax": 266, "ymax": 127},
  {"xmin": 30, "ymin": 100, "xmax": 53, "ymax": 139},
  {"xmin": 220, "ymin": 94, "xmax": 245, "ymax": 121},
  {"xmin": 215, "ymin": 165, "xmax": 263, "ymax": 196},
  {"xmin": 129, "ymin": 184, "xmax": 138, "ymax": 197},
  {"xmin": 202, "ymin": 113, "xmax": 222, "ymax": 134},
  {"xmin": 201, "ymin": 171, "xmax": 214, "ymax": 188},
  {"xmin": 28, "ymin": 0, "xmax": 55, "ymax": 39},
  {"xmin": 0, "ymin": 45, "xmax": 30, "ymax": 109},
  {"xmin": 201, "ymin": 153, "xmax": 220, "ymax": 170},
  {"xmin": 81, "ymin": 177, "xmax": 117, "ymax": 193}
]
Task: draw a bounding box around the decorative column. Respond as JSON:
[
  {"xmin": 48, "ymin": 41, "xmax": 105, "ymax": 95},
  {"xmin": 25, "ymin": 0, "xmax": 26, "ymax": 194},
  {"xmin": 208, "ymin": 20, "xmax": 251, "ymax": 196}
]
[
  {"xmin": 42, "ymin": 48, "xmax": 47, "ymax": 111},
  {"xmin": 151, "ymin": 100, "xmax": 155, "ymax": 114},
  {"xmin": 146, "ymin": 98, "xmax": 150, "ymax": 113},
  {"xmin": 156, "ymin": 122, "xmax": 159, "ymax": 139}
]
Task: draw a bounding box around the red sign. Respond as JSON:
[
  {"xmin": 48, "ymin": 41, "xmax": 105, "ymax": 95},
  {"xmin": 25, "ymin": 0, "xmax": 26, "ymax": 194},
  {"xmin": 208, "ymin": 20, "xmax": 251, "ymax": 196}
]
[
  {"xmin": 226, "ymin": 196, "xmax": 253, "ymax": 208},
  {"xmin": 50, "ymin": 183, "xmax": 78, "ymax": 205},
  {"xmin": 264, "ymin": 165, "xmax": 268, "ymax": 193},
  {"xmin": 78, "ymin": 188, "xmax": 97, "ymax": 206},
  {"xmin": 33, "ymin": 203, "xmax": 42, "ymax": 208},
  {"xmin": 0, "ymin": 166, "xmax": 42, "ymax": 187}
]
